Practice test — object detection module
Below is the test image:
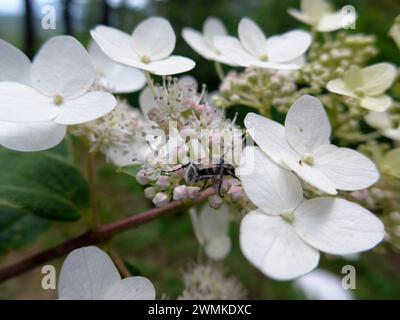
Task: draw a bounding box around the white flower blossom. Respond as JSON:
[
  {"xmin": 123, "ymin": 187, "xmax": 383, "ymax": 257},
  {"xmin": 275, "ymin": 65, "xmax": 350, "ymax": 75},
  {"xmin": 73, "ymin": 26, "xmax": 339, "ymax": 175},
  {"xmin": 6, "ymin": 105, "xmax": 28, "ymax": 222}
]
[
  {"xmin": 365, "ymin": 111, "xmax": 400, "ymax": 141},
  {"xmin": 214, "ymin": 17, "xmax": 311, "ymax": 70},
  {"xmin": 88, "ymin": 40, "xmax": 146, "ymax": 93},
  {"xmin": 294, "ymin": 269, "xmax": 354, "ymax": 300},
  {"xmin": 58, "ymin": 246, "xmax": 156, "ymax": 300},
  {"xmin": 288, "ymin": 0, "xmax": 356, "ymax": 32},
  {"xmin": 91, "ymin": 17, "xmax": 195, "ymax": 76},
  {"xmin": 0, "ymin": 36, "xmax": 117, "ymax": 152},
  {"xmin": 239, "ymin": 146, "xmax": 384, "ymax": 280},
  {"xmin": 190, "ymin": 204, "xmax": 231, "ymax": 260},
  {"xmin": 327, "ymin": 63, "xmax": 397, "ymax": 111},
  {"xmin": 244, "ymin": 95, "xmax": 379, "ymax": 195},
  {"xmin": 182, "ymin": 17, "xmax": 236, "ymax": 65}
]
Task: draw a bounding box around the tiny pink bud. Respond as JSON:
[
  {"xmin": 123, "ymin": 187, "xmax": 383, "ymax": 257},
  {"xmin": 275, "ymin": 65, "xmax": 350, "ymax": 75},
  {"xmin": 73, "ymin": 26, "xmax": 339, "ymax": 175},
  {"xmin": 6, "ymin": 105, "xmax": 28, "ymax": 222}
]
[
  {"xmin": 173, "ymin": 185, "xmax": 188, "ymax": 201},
  {"xmin": 208, "ymin": 194, "xmax": 223, "ymax": 209},
  {"xmin": 136, "ymin": 169, "xmax": 149, "ymax": 185},
  {"xmin": 152, "ymin": 192, "xmax": 170, "ymax": 208},
  {"xmin": 228, "ymin": 185, "xmax": 244, "ymax": 202},
  {"xmin": 144, "ymin": 186, "xmax": 157, "ymax": 199},
  {"xmin": 156, "ymin": 175, "xmax": 170, "ymax": 189},
  {"xmin": 187, "ymin": 186, "xmax": 201, "ymax": 199}
]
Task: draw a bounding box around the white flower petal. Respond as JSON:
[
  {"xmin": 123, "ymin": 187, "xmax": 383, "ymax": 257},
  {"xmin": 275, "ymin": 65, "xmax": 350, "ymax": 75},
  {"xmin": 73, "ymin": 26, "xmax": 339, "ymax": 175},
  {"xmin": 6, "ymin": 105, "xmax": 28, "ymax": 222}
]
[
  {"xmin": 89, "ymin": 40, "xmax": 146, "ymax": 93},
  {"xmin": 240, "ymin": 210, "xmax": 320, "ymax": 281},
  {"xmin": 214, "ymin": 35, "xmax": 258, "ymax": 67},
  {"xmin": 314, "ymin": 144, "xmax": 379, "ymax": 191},
  {"xmin": 287, "ymin": 9, "xmax": 314, "ymax": 25},
  {"xmin": 360, "ymin": 95, "xmax": 393, "ymax": 112},
  {"xmin": 301, "ymin": 0, "xmax": 332, "ymax": 20},
  {"xmin": 326, "ymin": 79, "xmax": 358, "ymax": 98},
  {"xmin": 0, "ymin": 39, "xmax": 31, "ymax": 85},
  {"xmin": 0, "ymin": 82, "xmax": 58, "ymax": 123},
  {"xmin": 200, "ymin": 204, "xmax": 230, "ymax": 240},
  {"xmin": 145, "ymin": 55, "xmax": 195, "ymax": 76},
  {"xmin": 0, "ymin": 121, "xmax": 66, "ymax": 152},
  {"xmin": 54, "ymin": 91, "xmax": 116, "ymax": 125},
  {"xmin": 294, "ymin": 198, "xmax": 384, "ymax": 255},
  {"xmin": 384, "ymin": 129, "xmax": 400, "ymax": 141},
  {"xmin": 283, "ymin": 156, "xmax": 338, "ymax": 195},
  {"xmin": 90, "ymin": 25, "xmax": 140, "ymax": 66},
  {"xmin": 343, "ymin": 65, "xmax": 364, "ymax": 90},
  {"xmin": 131, "ymin": 17, "xmax": 175, "ymax": 60},
  {"xmin": 239, "ymin": 147, "xmax": 303, "ymax": 215},
  {"xmin": 103, "ymin": 277, "xmax": 156, "ymax": 300},
  {"xmin": 285, "ymin": 95, "xmax": 331, "ymax": 154},
  {"xmin": 360, "ymin": 63, "xmax": 397, "ymax": 96},
  {"xmin": 295, "ymin": 269, "xmax": 354, "ymax": 300},
  {"xmin": 203, "ymin": 16, "xmax": 227, "ymax": 45},
  {"xmin": 244, "ymin": 112, "xmax": 296, "ymax": 168},
  {"xmin": 58, "ymin": 246, "xmax": 120, "ymax": 300},
  {"xmin": 364, "ymin": 111, "xmax": 392, "ymax": 131},
  {"xmin": 139, "ymin": 87, "xmax": 157, "ymax": 119},
  {"xmin": 265, "ymin": 30, "xmax": 312, "ymax": 63},
  {"xmin": 182, "ymin": 28, "xmax": 219, "ymax": 60},
  {"xmin": 317, "ymin": 11, "xmax": 348, "ymax": 32},
  {"xmin": 205, "ymin": 235, "xmax": 231, "ymax": 261},
  {"xmin": 238, "ymin": 18, "xmax": 267, "ymax": 58},
  {"xmin": 31, "ymin": 36, "xmax": 95, "ymax": 99}
]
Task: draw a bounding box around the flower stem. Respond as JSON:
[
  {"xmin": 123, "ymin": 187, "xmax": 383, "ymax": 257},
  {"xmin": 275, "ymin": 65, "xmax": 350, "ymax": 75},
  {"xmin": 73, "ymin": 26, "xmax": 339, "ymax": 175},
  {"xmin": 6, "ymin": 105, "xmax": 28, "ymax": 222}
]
[
  {"xmin": 144, "ymin": 70, "xmax": 157, "ymax": 98},
  {"xmin": 108, "ymin": 246, "xmax": 131, "ymax": 278},
  {"xmin": 214, "ymin": 61, "xmax": 225, "ymax": 81}
]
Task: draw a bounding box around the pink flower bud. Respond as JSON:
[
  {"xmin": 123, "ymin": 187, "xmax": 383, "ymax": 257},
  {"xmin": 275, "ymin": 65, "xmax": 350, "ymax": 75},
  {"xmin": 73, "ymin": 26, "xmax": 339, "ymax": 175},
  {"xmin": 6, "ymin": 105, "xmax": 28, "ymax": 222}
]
[
  {"xmin": 144, "ymin": 187, "xmax": 157, "ymax": 199},
  {"xmin": 156, "ymin": 175, "xmax": 170, "ymax": 189},
  {"xmin": 136, "ymin": 169, "xmax": 149, "ymax": 185},
  {"xmin": 187, "ymin": 186, "xmax": 201, "ymax": 199},
  {"xmin": 152, "ymin": 192, "xmax": 170, "ymax": 208},
  {"xmin": 173, "ymin": 185, "xmax": 188, "ymax": 201},
  {"xmin": 208, "ymin": 194, "xmax": 223, "ymax": 209},
  {"xmin": 228, "ymin": 185, "xmax": 244, "ymax": 202}
]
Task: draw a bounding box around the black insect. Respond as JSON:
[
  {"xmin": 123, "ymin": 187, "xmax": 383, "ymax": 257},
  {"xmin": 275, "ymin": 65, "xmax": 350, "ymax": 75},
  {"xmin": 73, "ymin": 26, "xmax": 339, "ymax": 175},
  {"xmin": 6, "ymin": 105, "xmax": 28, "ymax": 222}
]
[{"xmin": 162, "ymin": 158, "xmax": 240, "ymax": 196}]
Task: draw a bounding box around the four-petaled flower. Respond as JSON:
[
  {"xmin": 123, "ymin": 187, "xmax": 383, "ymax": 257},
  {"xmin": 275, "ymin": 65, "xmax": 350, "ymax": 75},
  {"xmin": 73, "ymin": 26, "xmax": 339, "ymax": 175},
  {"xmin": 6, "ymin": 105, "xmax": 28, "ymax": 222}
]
[
  {"xmin": 91, "ymin": 17, "xmax": 195, "ymax": 76},
  {"xmin": 288, "ymin": 0, "xmax": 355, "ymax": 32},
  {"xmin": 214, "ymin": 17, "xmax": 311, "ymax": 70},
  {"xmin": 239, "ymin": 146, "xmax": 384, "ymax": 280},
  {"xmin": 327, "ymin": 63, "xmax": 397, "ymax": 112},
  {"xmin": 58, "ymin": 246, "xmax": 156, "ymax": 300},
  {"xmin": 0, "ymin": 36, "xmax": 116, "ymax": 152}
]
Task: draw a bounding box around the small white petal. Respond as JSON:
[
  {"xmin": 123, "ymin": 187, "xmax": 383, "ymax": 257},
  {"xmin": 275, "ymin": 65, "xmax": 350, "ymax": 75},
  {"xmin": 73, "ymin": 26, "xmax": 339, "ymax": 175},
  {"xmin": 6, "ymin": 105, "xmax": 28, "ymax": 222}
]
[
  {"xmin": 343, "ymin": 65, "xmax": 364, "ymax": 90},
  {"xmin": 360, "ymin": 95, "xmax": 393, "ymax": 112},
  {"xmin": 285, "ymin": 95, "xmax": 331, "ymax": 155},
  {"xmin": 314, "ymin": 144, "xmax": 379, "ymax": 191},
  {"xmin": 295, "ymin": 269, "xmax": 354, "ymax": 300},
  {"xmin": 364, "ymin": 111, "xmax": 392, "ymax": 131},
  {"xmin": 182, "ymin": 28, "xmax": 219, "ymax": 60},
  {"xmin": 244, "ymin": 112, "xmax": 296, "ymax": 168},
  {"xmin": 205, "ymin": 235, "xmax": 231, "ymax": 261},
  {"xmin": 145, "ymin": 55, "xmax": 195, "ymax": 76},
  {"xmin": 131, "ymin": 17, "xmax": 176, "ymax": 60},
  {"xmin": 239, "ymin": 147, "xmax": 303, "ymax": 215},
  {"xmin": 0, "ymin": 82, "xmax": 58, "ymax": 123},
  {"xmin": 326, "ymin": 79, "xmax": 358, "ymax": 98},
  {"xmin": 384, "ymin": 129, "xmax": 400, "ymax": 141},
  {"xmin": 240, "ymin": 210, "xmax": 320, "ymax": 281},
  {"xmin": 301, "ymin": 0, "xmax": 332, "ymax": 19},
  {"xmin": 58, "ymin": 246, "xmax": 120, "ymax": 300},
  {"xmin": 103, "ymin": 277, "xmax": 156, "ymax": 300},
  {"xmin": 139, "ymin": 87, "xmax": 157, "ymax": 119},
  {"xmin": 200, "ymin": 204, "xmax": 230, "ymax": 240},
  {"xmin": 203, "ymin": 16, "xmax": 228, "ymax": 45},
  {"xmin": 265, "ymin": 30, "xmax": 312, "ymax": 63},
  {"xmin": 213, "ymin": 35, "xmax": 257, "ymax": 67},
  {"xmin": 360, "ymin": 63, "xmax": 397, "ymax": 96},
  {"xmin": 90, "ymin": 25, "xmax": 140, "ymax": 66},
  {"xmin": 238, "ymin": 18, "xmax": 267, "ymax": 58},
  {"xmin": 0, "ymin": 38, "xmax": 31, "ymax": 85},
  {"xmin": 32, "ymin": 36, "xmax": 95, "ymax": 99},
  {"xmin": 294, "ymin": 197, "xmax": 384, "ymax": 255},
  {"xmin": 287, "ymin": 8, "xmax": 314, "ymax": 25},
  {"xmin": 317, "ymin": 11, "xmax": 349, "ymax": 32},
  {"xmin": 54, "ymin": 91, "xmax": 116, "ymax": 125},
  {"xmin": 0, "ymin": 121, "xmax": 66, "ymax": 152}
]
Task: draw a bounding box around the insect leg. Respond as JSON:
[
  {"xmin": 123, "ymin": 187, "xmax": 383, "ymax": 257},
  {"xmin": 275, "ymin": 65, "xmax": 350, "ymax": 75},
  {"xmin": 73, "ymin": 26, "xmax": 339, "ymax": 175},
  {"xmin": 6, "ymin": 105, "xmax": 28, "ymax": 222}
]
[
  {"xmin": 161, "ymin": 162, "xmax": 191, "ymax": 175},
  {"xmin": 200, "ymin": 179, "xmax": 209, "ymax": 191}
]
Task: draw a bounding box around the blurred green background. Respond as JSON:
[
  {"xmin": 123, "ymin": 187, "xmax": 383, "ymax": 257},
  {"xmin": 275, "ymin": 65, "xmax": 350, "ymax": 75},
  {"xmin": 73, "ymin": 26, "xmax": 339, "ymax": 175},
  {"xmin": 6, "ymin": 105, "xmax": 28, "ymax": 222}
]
[{"xmin": 0, "ymin": 0, "xmax": 400, "ymax": 299}]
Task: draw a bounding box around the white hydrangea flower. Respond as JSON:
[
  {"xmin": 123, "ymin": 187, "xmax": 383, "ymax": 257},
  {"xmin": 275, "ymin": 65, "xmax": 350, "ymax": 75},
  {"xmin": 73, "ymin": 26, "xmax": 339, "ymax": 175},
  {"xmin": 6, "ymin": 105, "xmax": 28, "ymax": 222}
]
[
  {"xmin": 88, "ymin": 40, "xmax": 146, "ymax": 93},
  {"xmin": 327, "ymin": 64, "xmax": 397, "ymax": 111},
  {"xmin": 294, "ymin": 269, "xmax": 354, "ymax": 300},
  {"xmin": 239, "ymin": 146, "xmax": 384, "ymax": 280},
  {"xmin": 288, "ymin": 0, "xmax": 356, "ymax": 33},
  {"xmin": 0, "ymin": 36, "xmax": 117, "ymax": 152},
  {"xmin": 213, "ymin": 17, "xmax": 311, "ymax": 70},
  {"xmin": 365, "ymin": 111, "xmax": 400, "ymax": 141},
  {"xmin": 91, "ymin": 17, "xmax": 195, "ymax": 76},
  {"xmin": 182, "ymin": 17, "xmax": 236, "ymax": 65},
  {"xmin": 58, "ymin": 246, "xmax": 156, "ymax": 300},
  {"xmin": 389, "ymin": 14, "xmax": 400, "ymax": 49},
  {"xmin": 190, "ymin": 204, "xmax": 231, "ymax": 260},
  {"xmin": 245, "ymin": 95, "xmax": 379, "ymax": 195}
]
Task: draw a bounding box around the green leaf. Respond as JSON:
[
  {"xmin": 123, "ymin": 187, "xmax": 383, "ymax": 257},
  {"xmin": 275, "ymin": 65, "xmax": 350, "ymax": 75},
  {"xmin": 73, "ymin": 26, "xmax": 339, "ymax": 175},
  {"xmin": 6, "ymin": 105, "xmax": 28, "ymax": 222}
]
[
  {"xmin": 116, "ymin": 164, "xmax": 142, "ymax": 178},
  {"xmin": 0, "ymin": 148, "xmax": 89, "ymax": 221}
]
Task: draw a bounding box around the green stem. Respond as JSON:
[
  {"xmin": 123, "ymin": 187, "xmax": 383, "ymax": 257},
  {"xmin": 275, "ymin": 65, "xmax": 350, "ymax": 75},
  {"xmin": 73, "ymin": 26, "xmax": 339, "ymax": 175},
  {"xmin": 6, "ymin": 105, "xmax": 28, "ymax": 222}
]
[
  {"xmin": 144, "ymin": 70, "xmax": 157, "ymax": 98},
  {"xmin": 214, "ymin": 61, "xmax": 225, "ymax": 81},
  {"xmin": 108, "ymin": 246, "xmax": 131, "ymax": 278}
]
